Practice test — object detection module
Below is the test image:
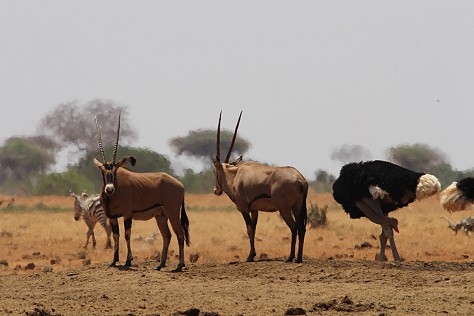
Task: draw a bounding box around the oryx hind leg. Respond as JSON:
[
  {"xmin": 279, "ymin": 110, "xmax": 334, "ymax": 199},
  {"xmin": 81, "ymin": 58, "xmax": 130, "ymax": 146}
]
[
  {"xmin": 168, "ymin": 210, "xmax": 187, "ymax": 272},
  {"xmin": 154, "ymin": 213, "xmax": 172, "ymax": 271},
  {"xmin": 292, "ymin": 206, "xmax": 306, "ymax": 263},
  {"xmin": 280, "ymin": 209, "xmax": 297, "ymax": 262},
  {"xmin": 124, "ymin": 217, "xmax": 133, "ymax": 267},
  {"xmin": 242, "ymin": 211, "xmax": 258, "ymax": 262}
]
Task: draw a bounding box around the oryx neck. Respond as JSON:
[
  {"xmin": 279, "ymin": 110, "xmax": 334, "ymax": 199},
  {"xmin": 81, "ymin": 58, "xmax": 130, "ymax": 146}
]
[{"xmin": 220, "ymin": 163, "xmax": 239, "ymax": 201}]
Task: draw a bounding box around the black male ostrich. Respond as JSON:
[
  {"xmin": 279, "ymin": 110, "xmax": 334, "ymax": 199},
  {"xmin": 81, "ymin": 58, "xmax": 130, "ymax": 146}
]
[{"xmin": 332, "ymin": 160, "xmax": 441, "ymax": 261}]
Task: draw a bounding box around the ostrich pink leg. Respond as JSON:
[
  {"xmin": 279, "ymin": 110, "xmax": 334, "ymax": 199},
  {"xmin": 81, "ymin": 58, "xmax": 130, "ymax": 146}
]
[{"xmin": 355, "ymin": 198, "xmax": 400, "ymax": 261}]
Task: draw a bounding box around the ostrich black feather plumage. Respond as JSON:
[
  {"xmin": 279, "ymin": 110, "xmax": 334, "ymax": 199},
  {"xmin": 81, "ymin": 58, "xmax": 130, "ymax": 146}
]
[{"xmin": 333, "ymin": 160, "xmax": 427, "ymax": 219}]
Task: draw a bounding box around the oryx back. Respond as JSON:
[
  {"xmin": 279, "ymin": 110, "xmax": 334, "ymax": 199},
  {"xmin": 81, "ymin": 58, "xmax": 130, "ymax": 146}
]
[
  {"xmin": 104, "ymin": 167, "xmax": 185, "ymax": 220},
  {"xmin": 234, "ymin": 162, "xmax": 307, "ymax": 212}
]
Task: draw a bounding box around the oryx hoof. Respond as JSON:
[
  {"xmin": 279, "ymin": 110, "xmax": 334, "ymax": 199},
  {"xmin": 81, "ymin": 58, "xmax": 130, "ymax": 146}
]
[
  {"xmin": 154, "ymin": 264, "xmax": 165, "ymax": 271},
  {"xmin": 246, "ymin": 257, "xmax": 255, "ymax": 262},
  {"xmin": 286, "ymin": 257, "xmax": 295, "ymax": 263},
  {"xmin": 295, "ymin": 258, "xmax": 303, "ymax": 263},
  {"xmin": 172, "ymin": 264, "xmax": 185, "ymax": 272},
  {"xmin": 109, "ymin": 261, "xmax": 118, "ymax": 267},
  {"xmin": 125, "ymin": 260, "xmax": 132, "ymax": 267}
]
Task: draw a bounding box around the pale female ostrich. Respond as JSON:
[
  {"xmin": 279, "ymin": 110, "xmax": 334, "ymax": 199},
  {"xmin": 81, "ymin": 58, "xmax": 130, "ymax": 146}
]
[
  {"xmin": 440, "ymin": 177, "xmax": 474, "ymax": 212},
  {"xmin": 332, "ymin": 160, "xmax": 440, "ymax": 261},
  {"xmin": 440, "ymin": 177, "xmax": 474, "ymax": 236}
]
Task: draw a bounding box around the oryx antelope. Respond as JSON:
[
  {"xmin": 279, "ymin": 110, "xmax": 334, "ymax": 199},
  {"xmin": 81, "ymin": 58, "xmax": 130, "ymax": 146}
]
[
  {"xmin": 71, "ymin": 191, "xmax": 112, "ymax": 249},
  {"xmin": 212, "ymin": 112, "xmax": 308, "ymax": 263},
  {"xmin": 93, "ymin": 113, "xmax": 190, "ymax": 271}
]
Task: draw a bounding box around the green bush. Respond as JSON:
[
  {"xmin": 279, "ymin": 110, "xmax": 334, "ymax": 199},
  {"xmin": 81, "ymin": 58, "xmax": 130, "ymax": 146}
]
[
  {"xmin": 179, "ymin": 168, "xmax": 214, "ymax": 194},
  {"xmin": 33, "ymin": 170, "xmax": 95, "ymax": 196},
  {"xmin": 307, "ymin": 202, "xmax": 328, "ymax": 228}
]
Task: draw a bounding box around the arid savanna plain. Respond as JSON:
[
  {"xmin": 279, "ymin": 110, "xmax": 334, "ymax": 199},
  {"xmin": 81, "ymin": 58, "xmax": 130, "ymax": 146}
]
[{"xmin": 1, "ymin": 191, "xmax": 474, "ymax": 315}]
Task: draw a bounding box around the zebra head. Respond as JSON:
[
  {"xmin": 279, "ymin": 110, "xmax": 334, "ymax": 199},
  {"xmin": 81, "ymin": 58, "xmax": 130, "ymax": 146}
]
[
  {"xmin": 93, "ymin": 112, "xmax": 136, "ymax": 197},
  {"xmin": 71, "ymin": 192, "xmax": 86, "ymax": 221}
]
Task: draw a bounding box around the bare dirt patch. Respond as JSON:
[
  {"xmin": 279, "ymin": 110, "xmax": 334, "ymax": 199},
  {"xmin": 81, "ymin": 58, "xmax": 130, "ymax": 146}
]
[{"xmin": 1, "ymin": 193, "xmax": 474, "ymax": 315}]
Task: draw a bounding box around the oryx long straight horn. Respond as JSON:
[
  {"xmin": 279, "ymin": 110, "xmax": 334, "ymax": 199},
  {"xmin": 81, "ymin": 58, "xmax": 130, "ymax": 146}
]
[{"xmin": 224, "ymin": 110, "xmax": 242, "ymax": 163}]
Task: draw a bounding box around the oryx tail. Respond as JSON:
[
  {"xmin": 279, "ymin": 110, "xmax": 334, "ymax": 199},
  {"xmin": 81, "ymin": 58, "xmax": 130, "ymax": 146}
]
[
  {"xmin": 181, "ymin": 200, "xmax": 190, "ymax": 246},
  {"xmin": 298, "ymin": 186, "xmax": 308, "ymax": 232}
]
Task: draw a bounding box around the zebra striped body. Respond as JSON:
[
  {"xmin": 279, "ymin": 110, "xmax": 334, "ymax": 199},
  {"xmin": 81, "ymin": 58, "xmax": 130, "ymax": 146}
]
[{"xmin": 71, "ymin": 192, "xmax": 112, "ymax": 249}]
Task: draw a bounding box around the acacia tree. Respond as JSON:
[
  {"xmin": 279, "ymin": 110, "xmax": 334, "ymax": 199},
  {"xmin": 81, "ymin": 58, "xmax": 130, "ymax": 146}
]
[
  {"xmin": 169, "ymin": 129, "xmax": 251, "ymax": 166},
  {"xmin": 38, "ymin": 99, "xmax": 137, "ymax": 153},
  {"xmin": 310, "ymin": 169, "xmax": 336, "ymax": 193},
  {"xmin": 386, "ymin": 143, "xmax": 447, "ymax": 172},
  {"xmin": 330, "ymin": 144, "xmax": 372, "ymax": 164},
  {"xmin": 0, "ymin": 136, "xmax": 56, "ymax": 194},
  {"xmin": 0, "ymin": 137, "xmax": 55, "ymax": 180},
  {"xmin": 71, "ymin": 145, "xmax": 174, "ymax": 192}
]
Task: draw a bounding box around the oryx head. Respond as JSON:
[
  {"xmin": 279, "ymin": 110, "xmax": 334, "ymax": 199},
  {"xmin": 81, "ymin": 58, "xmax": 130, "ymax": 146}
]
[
  {"xmin": 212, "ymin": 111, "xmax": 242, "ymax": 196},
  {"xmin": 93, "ymin": 112, "xmax": 136, "ymax": 197}
]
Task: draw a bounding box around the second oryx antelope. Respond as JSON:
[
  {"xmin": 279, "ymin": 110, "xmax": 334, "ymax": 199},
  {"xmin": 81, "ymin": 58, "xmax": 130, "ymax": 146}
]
[
  {"xmin": 212, "ymin": 112, "xmax": 309, "ymax": 263},
  {"xmin": 93, "ymin": 113, "xmax": 190, "ymax": 272}
]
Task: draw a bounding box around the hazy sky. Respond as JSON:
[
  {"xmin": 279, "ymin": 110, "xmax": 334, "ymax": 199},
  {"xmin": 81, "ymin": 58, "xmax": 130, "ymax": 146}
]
[{"xmin": 2, "ymin": 1, "xmax": 474, "ymax": 178}]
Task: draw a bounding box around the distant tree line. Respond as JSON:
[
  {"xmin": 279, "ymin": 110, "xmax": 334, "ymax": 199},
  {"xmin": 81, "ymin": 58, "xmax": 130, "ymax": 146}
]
[
  {"xmin": 0, "ymin": 100, "xmax": 471, "ymax": 196},
  {"xmin": 310, "ymin": 143, "xmax": 474, "ymax": 193},
  {"xmin": 0, "ymin": 100, "xmax": 249, "ymax": 195}
]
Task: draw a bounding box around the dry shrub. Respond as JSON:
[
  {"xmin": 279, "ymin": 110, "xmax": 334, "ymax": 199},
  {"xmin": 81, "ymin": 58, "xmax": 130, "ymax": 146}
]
[{"xmin": 307, "ymin": 202, "xmax": 328, "ymax": 228}]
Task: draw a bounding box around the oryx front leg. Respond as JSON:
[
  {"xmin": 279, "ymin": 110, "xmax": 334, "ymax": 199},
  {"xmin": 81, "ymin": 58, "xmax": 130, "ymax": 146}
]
[
  {"xmin": 154, "ymin": 213, "xmax": 171, "ymax": 271},
  {"xmin": 242, "ymin": 211, "xmax": 258, "ymax": 262},
  {"xmin": 124, "ymin": 217, "xmax": 133, "ymax": 267},
  {"xmin": 109, "ymin": 218, "xmax": 120, "ymax": 267}
]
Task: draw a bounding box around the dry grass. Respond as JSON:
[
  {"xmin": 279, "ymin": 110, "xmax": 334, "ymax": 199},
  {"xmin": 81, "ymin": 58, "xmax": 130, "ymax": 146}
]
[{"xmin": 0, "ymin": 192, "xmax": 473, "ymax": 275}]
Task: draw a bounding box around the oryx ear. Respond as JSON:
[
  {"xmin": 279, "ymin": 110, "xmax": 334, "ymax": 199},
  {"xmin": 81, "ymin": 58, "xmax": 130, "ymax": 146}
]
[
  {"xmin": 117, "ymin": 156, "xmax": 136, "ymax": 168},
  {"xmin": 93, "ymin": 158, "xmax": 103, "ymax": 169},
  {"xmin": 230, "ymin": 155, "xmax": 243, "ymax": 166}
]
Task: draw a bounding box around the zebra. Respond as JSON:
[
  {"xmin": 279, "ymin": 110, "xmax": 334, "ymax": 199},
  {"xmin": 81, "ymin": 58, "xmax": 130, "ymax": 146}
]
[{"xmin": 71, "ymin": 192, "xmax": 112, "ymax": 249}]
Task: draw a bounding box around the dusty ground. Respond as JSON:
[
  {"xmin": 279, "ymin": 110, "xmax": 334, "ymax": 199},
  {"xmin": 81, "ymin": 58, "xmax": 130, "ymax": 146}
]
[{"xmin": 1, "ymin": 193, "xmax": 474, "ymax": 315}]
